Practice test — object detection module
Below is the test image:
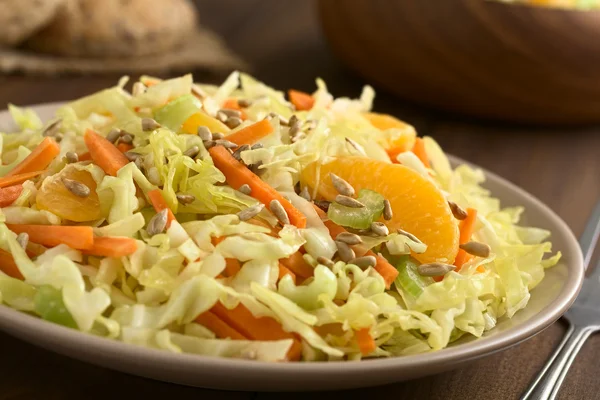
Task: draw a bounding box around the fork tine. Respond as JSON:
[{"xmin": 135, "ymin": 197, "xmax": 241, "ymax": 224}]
[{"xmin": 580, "ymin": 200, "xmax": 600, "ymax": 271}]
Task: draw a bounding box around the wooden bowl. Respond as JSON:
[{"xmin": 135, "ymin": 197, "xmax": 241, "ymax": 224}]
[{"xmin": 317, "ymin": 0, "xmax": 600, "ymax": 125}]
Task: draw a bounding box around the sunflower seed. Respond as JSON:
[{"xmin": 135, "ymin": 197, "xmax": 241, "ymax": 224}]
[
  {"xmin": 317, "ymin": 256, "xmax": 335, "ymax": 268},
  {"xmin": 119, "ymin": 134, "xmax": 133, "ymax": 144},
  {"xmin": 371, "ymin": 222, "xmax": 389, "ymax": 237},
  {"xmin": 214, "ymin": 139, "xmax": 238, "ymax": 149},
  {"xmin": 225, "ymin": 117, "xmax": 243, "ymax": 129},
  {"xmin": 142, "ymin": 118, "xmax": 161, "ymax": 131},
  {"xmin": 42, "ymin": 119, "xmax": 62, "ymax": 137},
  {"xmin": 238, "ymin": 184, "xmax": 252, "ymax": 195},
  {"xmin": 304, "ymin": 119, "xmax": 317, "ymax": 130},
  {"xmin": 299, "ymin": 187, "xmax": 311, "ymax": 202},
  {"xmin": 176, "ymin": 194, "xmax": 196, "ymax": 205},
  {"xmin": 251, "ymin": 143, "xmax": 264, "ymax": 150},
  {"xmin": 459, "ymin": 241, "xmax": 491, "ymax": 258},
  {"xmin": 237, "ymin": 99, "xmax": 253, "ymax": 108},
  {"xmin": 183, "ymin": 146, "xmax": 200, "ymax": 159},
  {"xmin": 147, "ymin": 167, "xmax": 161, "ymax": 186},
  {"xmin": 16, "ymin": 232, "xmax": 29, "ymax": 249},
  {"xmin": 330, "ymin": 173, "xmax": 355, "ymax": 197},
  {"xmin": 336, "ymin": 232, "xmax": 362, "ymax": 245},
  {"xmin": 64, "ymin": 151, "xmax": 79, "ymax": 164},
  {"xmin": 216, "ymin": 111, "xmax": 229, "ymax": 122},
  {"xmin": 448, "ymin": 201, "xmax": 468, "ymax": 220},
  {"xmin": 62, "ymin": 178, "xmax": 90, "ymax": 197},
  {"xmin": 270, "ymin": 199, "xmax": 290, "ymax": 225},
  {"xmin": 249, "ymin": 161, "xmax": 264, "ymax": 175},
  {"xmin": 124, "ymin": 151, "xmax": 140, "ymax": 162},
  {"xmin": 345, "ymin": 137, "xmax": 367, "ymax": 156},
  {"xmin": 54, "ymin": 133, "xmax": 64, "ymax": 143},
  {"xmin": 134, "ymin": 157, "xmax": 144, "ymax": 170},
  {"xmin": 237, "ymin": 203, "xmax": 265, "ymax": 221},
  {"xmin": 289, "ymin": 120, "xmax": 302, "ymax": 138},
  {"xmin": 195, "ymin": 126, "xmax": 212, "ymax": 141},
  {"xmin": 417, "ymin": 262, "xmax": 456, "ymax": 277},
  {"xmin": 288, "ymin": 115, "xmax": 299, "ymax": 127},
  {"xmin": 212, "ymin": 132, "xmax": 225, "ymax": 140},
  {"xmin": 106, "ymin": 128, "xmax": 122, "ymax": 143},
  {"xmin": 335, "ymin": 195, "xmax": 365, "ymax": 208},
  {"xmin": 132, "ymin": 82, "xmax": 146, "ymax": 96},
  {"xmin": 336, "ymin": 241, "xmax": 355, "ymax": 262},
  {"xmin": 232, "ymin": 144, "xmax": 250, "ymax": 161},
  {"xmin": 397, "ymin": 229, "xmax": 423, "ymax": 244},
  {"xmin": 220, "ymin": 108, "xmax": 242, "ymax": 118},
  {"xmin": 383, "ymin": 199, "xmax": 393, "ymax": 220},
  {"xmin": 314, "ymin": 200, "xmax": 331, "ymax": 212},
  {"xmin": 191, "ymin": 85, "xmax": 207, "ymax": 99},
  {"xmin": 348, "ymin": 255, "xmax": 377, "ymax": 269},
  {"xmin": 291, "ymin": 131, "xmax": 306, "ymax": 143},
  {"xmin": 147, "ymin": 209, "xmax": 168, "ymax": 236},
  {"xmin": 203, "ymin": 140, "xmax": 216, "ymax": 149}
]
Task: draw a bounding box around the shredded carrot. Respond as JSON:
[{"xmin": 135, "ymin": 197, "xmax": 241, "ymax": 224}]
[
  {"xmin": 116, "ymin": 143, "xmax": 134, "ymax": 153},
  {"xmin": 355, "ymin": 328, "xmax": 376, "ymax": 356},
  {"xmin": 454, "ymin": 208, "xmax": 478, "ymax": 271},
  {"xmin": 82, "ymin": 236, "xmax": 138, "ymax": 258},
  {"xmin": 83, "ymin": 129, "xmax": 129, "ymax": 176},
  {"xmin": 278, "ymin": 263, "xmax": 297, "ymax": 284},
  {"xmin": 411, "ymin": 138, "xmax": 430, "ymax": 168},
  {"xmin": 209, "ymin": 146, "xmax": 306, "ymax": 228},
  {"xmin": 224, "ymin": 119, "xmax": 274, "ymax": 146},
  {"xmin": 211, "ymin": 302, "xmax": 302, "ymax": 361},
  {"xmin": 0, "ymin": 170, "xmax": 44, "ymax": 189},
  {"xmin": 222, "ymin": 99, "xmax": 248, "ymax": 120},
  {"xmin": 195, "ymin": 311, "xmax": 247, "ymax": 340},
  {"xmin": 280, "ymin": 251, "xmax": 314, "ymax": 279},
  {"xmin": 0, "ymin": 249, "xmax": 23, "ymax": 280},
  {"xmin": 0, "ymin": 185, "xmax": 23, "ymax": 207},
  {"xmin": 5, "ymin": 224, "xmax": 94, "ymax": 250},
  {"xmin": 6, "ymin": 137, "xmax": 59, "ymax": 177},
  {"xmin": 147, "ymin": 189, "xmax": 176, "ymax": 228},
  {"xmin": 78, "ymin": 152, "xmax": 92, "ymax": 161},
  {"xmin": 313, "ymin": 204, "xmax": 398, "ymax": 288},
  {"xmin": 288, "ymin": 89, "xmax": 315, "ymax": 111}
]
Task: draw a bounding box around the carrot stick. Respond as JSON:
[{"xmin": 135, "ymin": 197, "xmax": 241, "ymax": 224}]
[
  {"xmin": 0, "ymin": 185, "xmax": 23, "ymax": 207},
  {"xmin": 5, "ymin": 137, "xmax": 59, "ymax": 177},
  {"xmin": 280, "ymin": 251, "xmax": 314, "ymax": 279},
  {"xmin": 116, "ymin": 143, "xmax": 134, "ymax": 153},
  {"xmin": 147, "ymin": 189, "xmax": 176, "ymax": 228},
  {"xmin": 411, "ymin": 138, "xmax": 431, "ymax": 168},
  {"xmin": 211, "ymin": 302, "xmax": 302, "ymax": 361},
  {"xmin": 313, "ymin": 205, "xmax": 398, "ymax": 288},
  {"xmin": 222, "ymin": 99, "xmax": 248, "ymax": 120},
  {"xmin": 78, "ymin": 152, "xmax": 92, "ymax": 161},
  {"xmin": 209, "ymin": 146, "xmax": 306, "ymax": 228},
  {"xmin": 288, "ymin": 89, "xmax": 315, "ymax": 111},
  {"xmin": 453, "ymin": 208, "xmax": 478, "ymax": 271},
  {"xmin": 224, "ymin": 119, "xmax": 274, "ymax": 146},
  {"xmin": 355, "ymin": 327, "xmax": 376, "ymax": 355},
  {"xmin": 5, "ymin": 224, "xmax": 94, "ymax": 250},
  {"xmin": 195, "ymin": 311, "xmax": 247, "ymax": 340},
  {"xmin": 82, "ymin": 236, "xmax": 138, "ymax": 258},
  {"xmin": 0, "ymin": 170, "xmax": 44, "ymax": 189},
  {"xmin": 278, "ymin": 263, "xmax": 297, "ymax": 284},
  {"xmin": 83, "ymin": 129, "xmax": 129, "ymax": 176},
  {"xmin": 0, "ymin": 249, "xmax": 24, "ymax": 280}
]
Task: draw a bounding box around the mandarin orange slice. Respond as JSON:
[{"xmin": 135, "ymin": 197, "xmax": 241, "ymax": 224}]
[
  {"xmin": 36, "ymin": 165, "xmax": 102, "ymax": 222},
  {"xmin": 364, "ymin": 112, "xmax": 416, "ymax": 160},
  {"xmin": 301, "ymin": 156, "xmax": 459, "ymax": 264}
]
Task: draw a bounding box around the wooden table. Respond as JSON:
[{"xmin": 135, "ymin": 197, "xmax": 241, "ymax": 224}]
[{"xmin": 1, "ymin": 1, "xmax": 599, "ymax": 399}]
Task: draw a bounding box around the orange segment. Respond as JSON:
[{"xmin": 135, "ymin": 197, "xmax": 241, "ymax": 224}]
[
  {"xmin": 364, "ymin": 112, "xmax": 416, "ymax": 161},
  {"xmin": 182, "ymin": 111, "xmax": 230, "ymax": 135},
  {"xmin": 36, "ymin": 165, "xmax": 102, "ymax": 222},
  {"xmin": 301, "ymin": 156, "xmax": 459, "ymax": 264}
]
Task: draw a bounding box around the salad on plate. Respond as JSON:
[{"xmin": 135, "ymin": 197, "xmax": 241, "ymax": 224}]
[{"xmin": 0, "ymin": 72, "xmax": 561, "ymax": 362}]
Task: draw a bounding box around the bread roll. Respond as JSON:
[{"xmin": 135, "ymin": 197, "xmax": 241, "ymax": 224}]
[
  {"xmin": 0, "ymin": 0, "xmax": 64, "ymax": 46},
  {"xmin": 25, "ymin": 0, "xmax": 198, "ymax": 57}
]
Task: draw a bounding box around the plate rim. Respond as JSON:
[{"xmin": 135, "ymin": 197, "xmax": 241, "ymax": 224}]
[{"xmin": 0, "ymin": 102, "xmax": 585, "ymax": 383}]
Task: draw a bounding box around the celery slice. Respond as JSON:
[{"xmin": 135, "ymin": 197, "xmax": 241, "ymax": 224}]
[{"xmin": 327, "ymin": 189, "xmax": 384, "ymax": 229}]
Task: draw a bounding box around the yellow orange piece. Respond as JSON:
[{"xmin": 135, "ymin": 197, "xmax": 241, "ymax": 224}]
[
  {"xmin": 364, "ymin": 112, "xmax": 416, "ymax": 161},
  {"xmin": 182, "ymin": 111, "xmax": 230, "ymax": 135},
  {"xmin": 36, "ymin": 165, "xmax": 102, "ymax": 222},
  {"xmin": 301, "ymin": 156, "xmax": 459, "ymax": 264}
]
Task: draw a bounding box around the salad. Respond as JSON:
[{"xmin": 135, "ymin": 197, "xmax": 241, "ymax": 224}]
[
  {"xmin": 0, "ymin": 72, "xmax": 561, "ymax": 362},
  {"xmin": 494, "ymin": 0, "xmax": 600, "ymax": 9}
]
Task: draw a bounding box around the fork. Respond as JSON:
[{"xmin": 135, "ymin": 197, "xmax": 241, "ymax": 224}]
[{"xmin": 521, "ymin": 200, "xmax": 600, "ymax": 400}]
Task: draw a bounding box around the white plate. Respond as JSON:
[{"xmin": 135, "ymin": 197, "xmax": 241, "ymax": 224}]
[{"xmin": 0, "ymin": 103, "xmax": 584, "ymax": 391}]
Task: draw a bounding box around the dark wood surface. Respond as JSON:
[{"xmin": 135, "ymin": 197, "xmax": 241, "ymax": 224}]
[{"xmin": 1, "ymin": 1, "xmax": 599, "ymax": 399}]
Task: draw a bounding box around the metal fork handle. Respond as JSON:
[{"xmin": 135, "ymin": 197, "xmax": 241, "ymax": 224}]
[{"xmin": 520, "ymin": 324, "xmax": 597, "ymax": 400}]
